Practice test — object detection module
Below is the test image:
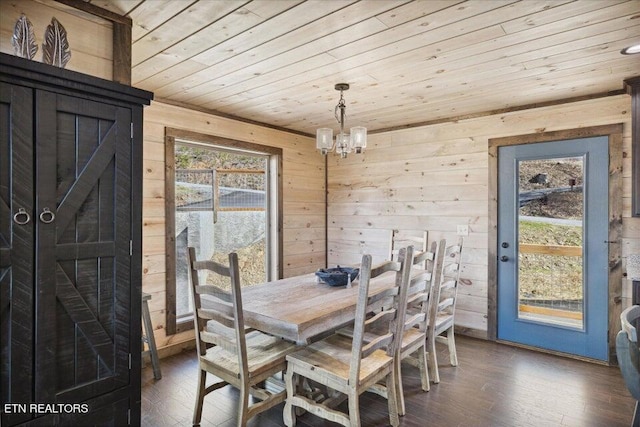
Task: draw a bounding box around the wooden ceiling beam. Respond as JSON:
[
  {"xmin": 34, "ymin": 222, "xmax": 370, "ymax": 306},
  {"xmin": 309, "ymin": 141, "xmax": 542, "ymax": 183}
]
[{"xmin": 55, "ymin": 0, "xmax": 132, "ymax": 85}]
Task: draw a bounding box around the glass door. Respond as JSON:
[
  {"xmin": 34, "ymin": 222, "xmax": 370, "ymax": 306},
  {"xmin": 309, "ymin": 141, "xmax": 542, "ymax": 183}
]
[{"xmin": 497, "ymin": 136, "xmax": 609, "ymax": 360}]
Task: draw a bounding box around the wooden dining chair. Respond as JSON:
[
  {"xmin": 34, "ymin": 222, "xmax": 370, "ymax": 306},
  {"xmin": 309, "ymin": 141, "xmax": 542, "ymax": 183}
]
[
  {"xmin": 426, "ymin": 237, "xmax": 464, "ymax": 384},
  {"xmin": 186, "ymin": 247, "xmax": 297, "ymax": 427},
  {"xmin": 336, "ymin": 241, "xmax": 446, "ymax": 416},
  {"xmin": 393, "ymin": 239, "xmax": 446, "ymax": 415},
  {"xmin": 283, "ymin": 247, "xmax": 414, "ymax": 427},
  {"xmin": 616, "ymin": 305, "xmax": 640, "ymax": 427}
]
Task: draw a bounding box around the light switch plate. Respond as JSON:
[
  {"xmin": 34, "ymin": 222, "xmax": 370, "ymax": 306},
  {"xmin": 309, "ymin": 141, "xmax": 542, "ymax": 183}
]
[{"xmin": 457, "ymin": 225, "xmax": 469, "ymax": 236}]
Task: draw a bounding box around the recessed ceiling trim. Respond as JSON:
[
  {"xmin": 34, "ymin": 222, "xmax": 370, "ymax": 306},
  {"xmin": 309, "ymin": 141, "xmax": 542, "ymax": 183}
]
[
  {"xmin": 369, "ymin": 90, "xmax": 628, "ymax": 135},
  {"xmin": 158, "ymin": 89, "xmax": 628, "ymax": 139},
  {"xmin": 154, "ymin": 97, "xmax": 314, "ymax": 138}
]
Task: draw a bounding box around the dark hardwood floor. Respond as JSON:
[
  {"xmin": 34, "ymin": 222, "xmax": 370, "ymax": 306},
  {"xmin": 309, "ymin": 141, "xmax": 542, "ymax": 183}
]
[{"xmin": 142, "ymin": 335, "xmax": 636, "ymax": 426}]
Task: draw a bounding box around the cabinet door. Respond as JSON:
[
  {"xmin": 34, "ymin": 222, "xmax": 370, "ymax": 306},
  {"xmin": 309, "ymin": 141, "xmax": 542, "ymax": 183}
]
[
  {"xmin": 34, "ymin": 91, "xmax": 133, "ymax": 405},
  {"xmin": 0, "ymin": 83, "xmax": 35, "ymax": 426}
]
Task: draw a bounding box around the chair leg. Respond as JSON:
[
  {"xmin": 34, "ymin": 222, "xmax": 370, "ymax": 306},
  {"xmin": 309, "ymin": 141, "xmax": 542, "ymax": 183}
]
[
  {"xmin": 193, "ymin": 369, "xmax": 207, "ymax": 425},
  {"xmin": 385, "ymin": 369, "xmax": 400, "ymax": 427},
  {"xmin": 394, "ymin": 354, "xmax": 405, "ymax": 416},
  {"xmin": 418, "ymin": 344, "xmax": 430, "ymax": 392},
  {"xmin": 237, "ymin": 381, "xmax": 251, "ymax": 427},
  {"xmin": 347, "ymin": 390, "xmax": 361, "ymax": 427},
  {"xmin": 283, "ymin": 368, "xmax": 297, "ymax": 427},
  {"xmin": 142, "ymin": 294, "xmax": 162, "ymax": 380},
  {"xmin": 428, "ymin": 336, "xmax": 440, "ymax": 384},
  {"xmin": 447, "ymin": 326, "xmax": 458, "ymax": 366},
  {"xmin": 633, "ymin": 400, "xmax": 639, "ymax": 427}
]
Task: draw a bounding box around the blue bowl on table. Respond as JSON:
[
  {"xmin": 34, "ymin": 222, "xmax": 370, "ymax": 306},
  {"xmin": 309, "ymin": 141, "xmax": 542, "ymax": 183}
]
[{"xmin": 315, "ymin": 266, "xmax": 359, "ymax": 287}]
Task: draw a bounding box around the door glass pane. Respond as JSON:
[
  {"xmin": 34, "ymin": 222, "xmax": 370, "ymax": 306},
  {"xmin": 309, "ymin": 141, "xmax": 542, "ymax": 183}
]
[
  {"xmin": 517, "ymin": 156, "xmax": 584, "ymax": 328},
  {"xmin": 174, "ymin": 144, "xmax": 268, "ymax": 320}
]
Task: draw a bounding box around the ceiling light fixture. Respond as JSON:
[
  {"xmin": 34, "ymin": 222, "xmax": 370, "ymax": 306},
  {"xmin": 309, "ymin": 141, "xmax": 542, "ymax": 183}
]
[
  {"xmin": 316, "ymin": 83, "xmax": 367, "ymax": 158},
  {"xmin": 621, "ymin": 43, "xmax": 640, "ymax": 55}
]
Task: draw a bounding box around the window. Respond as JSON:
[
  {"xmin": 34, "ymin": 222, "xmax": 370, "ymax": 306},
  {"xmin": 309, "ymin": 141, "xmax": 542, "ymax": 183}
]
[{"xmin": 164, "ymin": 129, "xmax": 282, "ymax": 334}]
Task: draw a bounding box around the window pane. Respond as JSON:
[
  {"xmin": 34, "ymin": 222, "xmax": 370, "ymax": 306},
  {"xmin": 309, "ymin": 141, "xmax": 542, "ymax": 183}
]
[
  {"xmin": 517, "ymin": 156, "xmax": 584, "ymax": 329},
  {"xmin": 174, "ymin": 144, "xmax": 268, "ymax": 320}
]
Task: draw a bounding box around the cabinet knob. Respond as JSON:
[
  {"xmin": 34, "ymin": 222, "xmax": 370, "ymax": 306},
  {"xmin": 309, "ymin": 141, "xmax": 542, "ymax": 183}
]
[
  {"xmin": 39, "ymin": 207, "xmax": 55, "ymax": 224},
  {"xmin": 13, "ymin": 208, "xmax": 31, "ymax": 225}
]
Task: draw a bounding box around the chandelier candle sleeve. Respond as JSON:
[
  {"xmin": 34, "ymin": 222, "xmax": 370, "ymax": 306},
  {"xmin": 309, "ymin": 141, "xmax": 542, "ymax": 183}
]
[
  {"xmin": 350, "ymin": 126, "xmax": 367, "ymax": 153},
  {"xmin": 336, "ymin": 132, "xmax": 351, "ymax": 157},
  {"xmin": 316, "ymin": 128, "xmax": 333, "ymax": 154}
]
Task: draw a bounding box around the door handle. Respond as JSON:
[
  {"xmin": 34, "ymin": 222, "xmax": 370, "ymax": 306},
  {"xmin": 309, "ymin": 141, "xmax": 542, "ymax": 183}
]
[
  {"xmin": 13, "ymin": 208, "xmax": 31, "ymax": 225},
  {"xmin": 500, "ymin": 255, "xmax": 509, "ymax": 262},
  {"xmin": 39, "ymin": 207, "xmax": 55, "ymax": 224}
]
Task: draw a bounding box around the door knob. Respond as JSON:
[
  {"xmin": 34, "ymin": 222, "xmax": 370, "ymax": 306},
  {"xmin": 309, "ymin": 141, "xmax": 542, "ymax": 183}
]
[{"xmin": 500, "ymin": 255, "xmax": 509, "ymax": 262}]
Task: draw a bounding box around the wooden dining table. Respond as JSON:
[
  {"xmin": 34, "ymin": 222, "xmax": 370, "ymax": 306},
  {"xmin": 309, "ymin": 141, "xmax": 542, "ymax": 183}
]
[{"xmin": 236, "ymin": 270, "xmax": 397, "ymax": 344}]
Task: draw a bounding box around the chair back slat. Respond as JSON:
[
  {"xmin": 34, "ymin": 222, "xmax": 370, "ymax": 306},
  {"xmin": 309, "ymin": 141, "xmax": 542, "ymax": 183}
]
[
  {"xmin": 362, "ymin": 333, "xmax": 394, "ymax": 359},
  {"xmin": 197, "ymin": 307, "xmax": 236, "ymax": 329},
  {"xmin": 200, "ymin": 330, "xmax": 237, "ymax": 352},
  {"xmin": 187, "ymin": 247, "xmax": 249, "ymax": 375},
  {"xmin": 410, "ymin": 270, "xmax": 433, "ymax": 286},
  {"xmin": 371, "ymin": 260, "xmax": 402, "ymax": 277},
  {"xmin": 441, "ymin": 279, "xmax": 456, "ymax": 290},
  {"xmin": 437, "ymin": 297, "xmax": 454, "ymax": 312},
  {"xmin": 195, "ymin": 284, "xmax": 232, "ymax": 302},
  {"xmin": 367, "ymin": 286, "xmax": 400, "ymax": 309},
  {"xmin": 407, "ymin": 291, "xmax": 428, "ymax": 307},
  {"xmin": 403, "ymin": 312, "xmax": 425, "ymax": 331},
  {"xmin": 349, "ymin": 246, "xmax": 414, "ymax": 387},
  {"xmin": 364, "ymin": 308, "xmax": 397, "ymax": 329},
  {"xmin": 412, "ymin": 250, "xmax": 435, "ymax": 265},
  {"xmin": 192, "ymin": 259, "xmax": 231, "ymax": 276}
]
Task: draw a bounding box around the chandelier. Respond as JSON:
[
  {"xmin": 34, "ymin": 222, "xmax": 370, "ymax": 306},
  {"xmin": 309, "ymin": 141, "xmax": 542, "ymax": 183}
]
[{"xmin": 316, "ymin": 83, "xmax": 367, "ymax": 158}]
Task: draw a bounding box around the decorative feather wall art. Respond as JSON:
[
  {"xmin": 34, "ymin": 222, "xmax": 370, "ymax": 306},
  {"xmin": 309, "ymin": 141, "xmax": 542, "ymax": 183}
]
[
  {"xmin": 11, "ymin": 14, "xmax": 38, "ymax": 60},
  {"xmin": 42, "ymin": 17, "xmax": 71, "ymax": 68}
]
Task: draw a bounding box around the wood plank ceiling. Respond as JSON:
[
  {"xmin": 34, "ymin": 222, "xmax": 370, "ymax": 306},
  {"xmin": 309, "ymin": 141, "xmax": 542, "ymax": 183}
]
[{"xmin": 90, "ymin": 0, "xmax": 640, "ymax": 135}]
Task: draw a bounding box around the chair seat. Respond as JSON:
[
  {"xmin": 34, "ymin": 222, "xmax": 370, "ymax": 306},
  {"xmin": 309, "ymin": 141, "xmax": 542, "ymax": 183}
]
[
  {"xmin": 286, "ymin": 333, "xmax": 393, "ymax": 389},
  {"xmin": 201, "ymin": 330, "xmax": 296, "ymax": 379}
]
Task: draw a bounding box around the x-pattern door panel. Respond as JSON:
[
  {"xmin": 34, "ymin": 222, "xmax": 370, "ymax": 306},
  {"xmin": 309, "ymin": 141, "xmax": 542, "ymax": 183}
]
[
  {"xmin": 34, "ymin": 91, "xmax": 132, "ymax": 403},
  {"xmin": 0, "ymin": 83, "xmax": 34, "ymax": 426}
]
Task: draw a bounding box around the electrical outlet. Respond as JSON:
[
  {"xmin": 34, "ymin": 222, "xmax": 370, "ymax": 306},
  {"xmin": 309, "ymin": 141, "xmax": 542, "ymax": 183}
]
[{"xmin": 457, "ymin": 225, "xmax": 469, "ymax": 236}]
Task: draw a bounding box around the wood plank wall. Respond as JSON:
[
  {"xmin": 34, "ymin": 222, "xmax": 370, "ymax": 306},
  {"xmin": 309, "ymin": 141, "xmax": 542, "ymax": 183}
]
[
  {"xmin": 0, "ymin": 0, "xmax": 113, "ymax": 80},
  {"xmin": 327, "ymin": 95, "xmax": 638, "ymax": 338},
  {"xmin": 142, "ymin": 101, "xmax": 324, "ymax": 352},
  {"xmin": 2, "ymin": 0, "xmax": 635, "ymax": 348}
]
